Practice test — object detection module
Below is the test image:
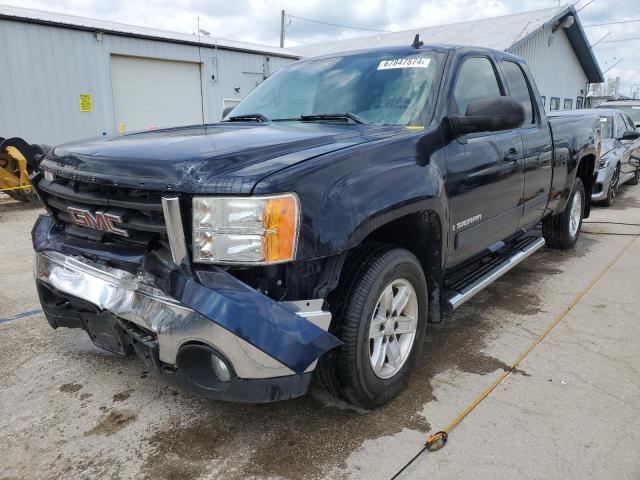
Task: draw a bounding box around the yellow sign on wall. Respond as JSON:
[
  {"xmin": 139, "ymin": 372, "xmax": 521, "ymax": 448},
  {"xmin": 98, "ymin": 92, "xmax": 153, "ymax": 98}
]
[{"xmin": 79, "ymin": 93, "xmax": 92, "ymax": 112}]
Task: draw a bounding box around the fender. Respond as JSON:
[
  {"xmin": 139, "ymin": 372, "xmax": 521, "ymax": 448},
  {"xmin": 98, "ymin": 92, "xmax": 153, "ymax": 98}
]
[
  {"xmin": 253, "ymin": 127, "xmax": 449, "ymax": 263},
  {"xmin": 548, "ymin": 119, "xmax": 599, "ymax": 215}
]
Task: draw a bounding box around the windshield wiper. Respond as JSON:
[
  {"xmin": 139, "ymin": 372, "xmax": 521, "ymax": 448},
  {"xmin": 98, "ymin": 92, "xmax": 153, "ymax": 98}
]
[
  {"xmin": 224, "ymin": 113, "xmax": 270, "ymax": 122},
  {"xmin": 298, "ymin": 113, "xmax": 369, "ymax": 125}
]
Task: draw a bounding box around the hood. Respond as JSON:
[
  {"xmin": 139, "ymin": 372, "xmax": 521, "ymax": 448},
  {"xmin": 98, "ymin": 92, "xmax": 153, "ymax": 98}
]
[{"xmin": 41, "ymin": 122, "xmax": 408, "ymax": 194}]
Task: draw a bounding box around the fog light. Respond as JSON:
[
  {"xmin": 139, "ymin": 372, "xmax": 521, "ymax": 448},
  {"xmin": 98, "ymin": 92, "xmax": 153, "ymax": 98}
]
[
  {"xmin": 211, "ymin": 354, "xmax": 231, "ymax": 382},
  {"xmin": 176, "ymin": 344, "xmax": 232, "ymax": 390}
]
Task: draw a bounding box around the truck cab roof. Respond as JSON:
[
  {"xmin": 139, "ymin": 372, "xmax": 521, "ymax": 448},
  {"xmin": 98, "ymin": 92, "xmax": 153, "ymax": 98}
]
[{"xmin": 296, "ymin": 43, "xmax": 524, "ymax": 63}]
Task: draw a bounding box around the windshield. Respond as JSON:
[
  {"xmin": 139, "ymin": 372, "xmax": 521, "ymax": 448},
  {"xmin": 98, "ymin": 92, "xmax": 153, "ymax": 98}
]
[
  {"xmin": 228, "ymin": 51, "xmax": 445, "ymax": 126},
  {"xmin": 604, "ymin": 105, "xmax": 640, "ymax": 123},
  {"xmin": 599, "ymin": 116, "xmax": 613, "ymax": 138}
]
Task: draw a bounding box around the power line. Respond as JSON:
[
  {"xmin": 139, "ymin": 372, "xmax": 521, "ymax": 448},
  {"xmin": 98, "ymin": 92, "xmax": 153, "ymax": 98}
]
[
  {"xmin": 577, "ymin": 0, "xmax": 597, "ymax": 12},
  {"xmin": 590, "ymin": 31, "xmax": 611, "ymax": 47},
  {"xmin": 584, "ymin": 18, "xmax": 640, "ymax": 27},
  {"xmin": 286, "ymin": 38, "xmax": 312, "ymax": 45},
  {"xmin": 599, "ymin": 36, "xmax": 640, "ymax": 44},
  {"xmin": 602, "ymin": 58, "xmax": 623, "ymax": 74},
  {"xmin": 286, "ymin": 13, "xmax": 390, "ymax": 33}
]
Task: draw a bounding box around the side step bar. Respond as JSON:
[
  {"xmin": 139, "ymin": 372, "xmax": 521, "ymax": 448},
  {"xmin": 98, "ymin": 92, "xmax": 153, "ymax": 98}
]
[{"xmin": 444, "ymin": 236, "xmax": 546, "ymax": 313}]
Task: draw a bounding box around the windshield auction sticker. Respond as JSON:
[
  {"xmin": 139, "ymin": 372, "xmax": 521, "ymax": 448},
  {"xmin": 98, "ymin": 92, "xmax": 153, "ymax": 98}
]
[{"xmin": 377, "ymin": 58, "xmax": 431, "ymax": 70}]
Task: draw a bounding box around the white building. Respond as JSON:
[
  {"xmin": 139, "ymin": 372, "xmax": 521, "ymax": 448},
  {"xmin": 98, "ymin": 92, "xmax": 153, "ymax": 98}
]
[
  {"xmin": 0, "ymin": 5, "xmax": 297, "ymax": 145},
  {"xmin": 289, "ymin": 4, "xmax": 603, "ymax": 112}
]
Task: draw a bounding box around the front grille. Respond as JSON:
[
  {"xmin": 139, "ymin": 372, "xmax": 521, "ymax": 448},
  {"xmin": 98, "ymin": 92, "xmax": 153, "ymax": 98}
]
[{"xmin": 38, "ymin": 177, "xmax": 167, "ymax": 245}]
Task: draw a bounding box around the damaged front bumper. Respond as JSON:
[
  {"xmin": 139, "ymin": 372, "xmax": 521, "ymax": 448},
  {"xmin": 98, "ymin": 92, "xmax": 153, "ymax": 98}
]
[
  {"xmin": 592, "ymin": 167, "xmax": 614, "ymax": 202},
  {"xmin": 35, "ymin": 249, "xmax": 336, "ymax": 403}
]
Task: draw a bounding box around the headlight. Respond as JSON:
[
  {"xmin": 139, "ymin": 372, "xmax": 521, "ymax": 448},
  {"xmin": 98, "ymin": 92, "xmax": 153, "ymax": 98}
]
[
  {"xmin": 192, "ymin": 194, "xmax": 299, "ymax": 264},
  {"xmin": 598, "ymin": 158, "xmax": 609, "ymax": 169}
]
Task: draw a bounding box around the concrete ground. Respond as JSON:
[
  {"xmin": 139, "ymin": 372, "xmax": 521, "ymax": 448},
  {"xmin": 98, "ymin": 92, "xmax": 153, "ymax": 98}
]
[{"xmin": 1, "ymin": 185, "xmax": 639, "ymax": 480}]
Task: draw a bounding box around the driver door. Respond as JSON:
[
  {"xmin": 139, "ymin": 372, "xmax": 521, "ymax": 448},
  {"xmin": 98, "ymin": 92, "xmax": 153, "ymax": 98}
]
[{"xmin": 444, "ymin": 55, "xmax": 525, "ymax": 268}]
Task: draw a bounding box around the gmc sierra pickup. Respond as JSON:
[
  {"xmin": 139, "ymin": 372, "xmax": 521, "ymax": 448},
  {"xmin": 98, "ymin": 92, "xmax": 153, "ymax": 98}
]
[{"xmin": 30, "ymin": 44, "xmax": 600, "ymax": 409}]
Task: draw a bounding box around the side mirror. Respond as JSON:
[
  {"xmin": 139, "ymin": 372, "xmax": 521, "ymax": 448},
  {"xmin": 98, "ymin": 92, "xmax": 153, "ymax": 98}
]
[
  {"xmin": 452, "ymin": 96, "xmax": 525, "ymax": 135},
  {"xmin": 222, "ymin": 106, "xmax": 236, "ymax": 120},
  {"xmin": 621, "ymin": 130, "xmax": 640, "ymax": 141}
]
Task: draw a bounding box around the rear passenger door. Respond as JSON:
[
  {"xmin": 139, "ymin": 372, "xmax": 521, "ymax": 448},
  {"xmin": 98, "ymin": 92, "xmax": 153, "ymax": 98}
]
[
  {"xmin": 500, "ymin": 60, "xmax": 554, "ymax": 229},
  {"xmin": 444, "ymin": 55, "xmax": 525, "ymax": 267}
]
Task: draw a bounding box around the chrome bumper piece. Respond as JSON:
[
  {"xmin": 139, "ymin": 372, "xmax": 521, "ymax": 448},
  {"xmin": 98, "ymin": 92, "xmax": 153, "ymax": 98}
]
[{"xmin": 35, "ymin": 251, "xmax": 331, "ymax": 379}]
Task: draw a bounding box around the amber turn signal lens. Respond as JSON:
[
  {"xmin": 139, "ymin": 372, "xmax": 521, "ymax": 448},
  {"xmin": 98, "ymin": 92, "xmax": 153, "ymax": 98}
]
[{"xmin": 263, "ymin": 195, "xmax": 299, "ymax": 262}]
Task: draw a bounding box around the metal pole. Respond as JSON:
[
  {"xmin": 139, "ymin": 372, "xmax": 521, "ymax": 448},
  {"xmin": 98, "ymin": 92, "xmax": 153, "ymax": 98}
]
[{"xmin": 280, "ymin": 10, "xmax": 285, "ymax": 48}]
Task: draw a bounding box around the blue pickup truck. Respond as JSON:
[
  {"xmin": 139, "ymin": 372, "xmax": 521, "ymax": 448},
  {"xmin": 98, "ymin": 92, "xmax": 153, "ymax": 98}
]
[{"xmin": 30, "ymin": 43, "xmax": 600, "ymax": 409}]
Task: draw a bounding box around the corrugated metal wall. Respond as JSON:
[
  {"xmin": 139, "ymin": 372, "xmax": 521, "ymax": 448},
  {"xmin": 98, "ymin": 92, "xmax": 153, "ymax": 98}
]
[
  {"xmin": 510, "ymin": 25, "xmax": 588, "ymax": 111},
  {"xmin": 0, "ymin": 19, "xmax": 294, "ymax": 145}
]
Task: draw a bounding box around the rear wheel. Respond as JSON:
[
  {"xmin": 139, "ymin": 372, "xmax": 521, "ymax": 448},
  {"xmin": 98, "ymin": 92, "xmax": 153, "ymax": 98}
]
[
  {"xmin": 542, "ymin": 177, "xmax": 585, "ymax": 249},
  {"xmin": 318, "ymin": 244, "xmax": 428, "ymax": 409},
  {"xmin": 602, "ymin": 163, "xmax": 620, "ymax": 207}
]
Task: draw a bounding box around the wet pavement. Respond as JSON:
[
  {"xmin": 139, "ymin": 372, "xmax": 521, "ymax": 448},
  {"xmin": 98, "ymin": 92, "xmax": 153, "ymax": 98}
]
[{"xmin": 1, "ymin": 186, "xmax": 639, "ymax": 480}]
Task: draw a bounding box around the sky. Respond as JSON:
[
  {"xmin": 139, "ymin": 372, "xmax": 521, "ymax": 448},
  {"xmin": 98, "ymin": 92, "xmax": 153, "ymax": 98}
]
[{"xmin": 3, "ymin": 0, "xmax": 639, "ymax": 96}]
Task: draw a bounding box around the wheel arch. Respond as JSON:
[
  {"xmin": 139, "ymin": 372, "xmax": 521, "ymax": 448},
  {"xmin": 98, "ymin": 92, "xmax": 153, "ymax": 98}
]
[
  {"xmin": 577, "ymin": 153, "xmax": 596, "ymax": 218},
  {"xmin": 330, "ymin": 210, "xmax": 444, "ymax": 324}
]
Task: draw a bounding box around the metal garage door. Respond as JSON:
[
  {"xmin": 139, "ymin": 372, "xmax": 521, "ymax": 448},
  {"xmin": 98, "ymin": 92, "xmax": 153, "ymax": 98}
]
[{"xmin": 110, "ymin": 55, "xmax": 203, "ymax": 133}]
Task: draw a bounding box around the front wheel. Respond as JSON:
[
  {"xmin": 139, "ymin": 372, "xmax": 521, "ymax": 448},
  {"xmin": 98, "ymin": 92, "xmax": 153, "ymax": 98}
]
[
  {"xmin": 542, "ymin": 177, "xmax": 585, "ymax": 249},
  {"xmin": 629, "ymin": 166, "xmax": 640, "ymax": 186},
  {"xmin": 318, "ymin": 245, "xmax": 428, "ymax": 409}
]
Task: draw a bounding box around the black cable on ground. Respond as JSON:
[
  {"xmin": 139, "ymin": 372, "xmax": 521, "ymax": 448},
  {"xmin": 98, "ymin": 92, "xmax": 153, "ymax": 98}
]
[
  {"xmin": 389, "ymin": 445, "xmax": 429, "ymax": 480},
  {"xmin": 582, "ymin": 231, "xmax": 640, "ymax": 236},
  {"xmin": 583, "ymin": 221, "xmax": 640, "ymax": 227}
]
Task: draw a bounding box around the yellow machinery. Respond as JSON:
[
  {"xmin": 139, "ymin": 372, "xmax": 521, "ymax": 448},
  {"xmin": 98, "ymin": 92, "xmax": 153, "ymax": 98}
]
[{"xmin": 0, "ymin": 138, "xmax": 49, "ymax": 203}]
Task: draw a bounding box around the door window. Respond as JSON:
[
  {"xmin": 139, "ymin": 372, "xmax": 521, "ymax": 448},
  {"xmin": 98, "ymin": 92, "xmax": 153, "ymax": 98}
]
[
  {"xmin": 616, "ymin": 114, "xmax": 628, "ymax": 139},
  {"xmin": 501, "ymin": 61, "xmax": 534, "ymax": 125},
  {"xmin": 453, "ymin": 57, "xmax": 502, "ymax": 115},
  {"xmin": 622, "ymin": 114, "xmax": 636, "ymax": 132}
]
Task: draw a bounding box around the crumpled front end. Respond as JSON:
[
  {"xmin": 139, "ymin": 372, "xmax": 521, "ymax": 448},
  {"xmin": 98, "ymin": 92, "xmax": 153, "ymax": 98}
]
[{"xmin": 32, "ymin": 214, "xmax": 340, "ymax": 403}]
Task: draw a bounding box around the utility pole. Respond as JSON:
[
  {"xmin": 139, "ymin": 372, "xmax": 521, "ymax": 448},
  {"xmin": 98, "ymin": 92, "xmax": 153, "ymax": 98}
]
[{"xmin": 280, "ymin": 10, "xmax": 285, "ymax": 48}]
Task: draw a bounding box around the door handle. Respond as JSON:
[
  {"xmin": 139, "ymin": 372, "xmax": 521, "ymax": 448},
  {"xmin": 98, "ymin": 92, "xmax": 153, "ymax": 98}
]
[{"xmin": 505, "ymin": 148, "xmax": 520, "ymax": 162}]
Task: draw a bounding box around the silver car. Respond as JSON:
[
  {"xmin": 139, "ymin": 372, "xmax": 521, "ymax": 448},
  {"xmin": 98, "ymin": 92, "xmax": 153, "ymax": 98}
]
[
  {"xmin": 596, "ymin": 100, "xmax": 640, "ymax": 128},
  {"xmin": 592, "ymin": 109, "xmax": 640, "ymax": 205},
  {"xmin": 549, "ymin": 108, "xmax": 640, "ymax": 205}
]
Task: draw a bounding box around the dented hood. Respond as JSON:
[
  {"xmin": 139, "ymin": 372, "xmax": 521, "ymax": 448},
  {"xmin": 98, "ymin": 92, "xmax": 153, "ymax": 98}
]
[{"xmin": 42, "ymin": 122, "xmax": 408, "ymax": 194}]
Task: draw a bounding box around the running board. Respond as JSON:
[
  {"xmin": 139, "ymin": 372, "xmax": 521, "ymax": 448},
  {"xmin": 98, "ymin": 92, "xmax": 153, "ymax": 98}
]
[{"xmin": 444, "ymin": 236, "xmax": 546, "ymax": 313}]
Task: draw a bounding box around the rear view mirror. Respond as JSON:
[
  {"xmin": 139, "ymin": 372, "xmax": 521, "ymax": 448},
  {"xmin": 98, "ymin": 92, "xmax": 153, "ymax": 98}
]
[
  {"xmin": 452, "ymin": 96, "xmax": 525, "ymax": 134},
  {"xmin": 622, "ymin": 130, "xmax": 640, "ymax": 140}
]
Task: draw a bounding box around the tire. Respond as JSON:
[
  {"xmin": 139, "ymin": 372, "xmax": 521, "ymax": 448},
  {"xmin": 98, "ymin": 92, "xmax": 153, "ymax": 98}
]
[
  {"xmin": 318, "ymin": 244, "xmax": 428, "ymax": 409},
  {"xmin": 602, "ymin": 163, "xmax": 620, "ymax": 207},
  {"xmin": 629, "ymin": 167, "xmax": 640, "ymax": 186},
  {"xmin": 3, "ymin": 144, "xmax": 47, "ymax": 204},
  {"xmin": 3, "ymin": 156, "xmax": 37, "ymax": 203},
  {"xmin": 542, "ymin": 177, "xmax": 585, "ymax": 249}
]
